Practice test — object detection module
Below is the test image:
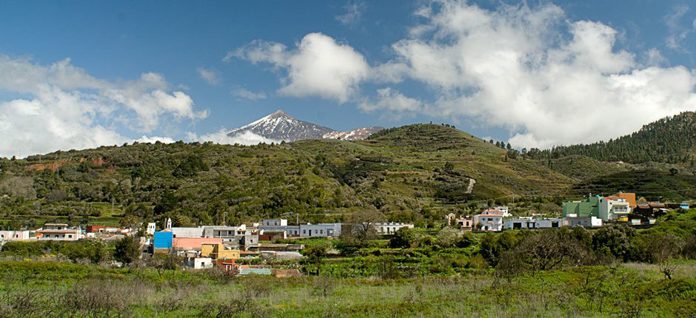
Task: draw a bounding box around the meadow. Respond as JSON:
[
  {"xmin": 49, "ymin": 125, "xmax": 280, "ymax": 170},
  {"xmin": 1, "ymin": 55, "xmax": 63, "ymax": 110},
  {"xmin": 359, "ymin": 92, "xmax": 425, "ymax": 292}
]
[{"xmin": 1, "ymin": 258, "xmax": 695, "ymax": 317}]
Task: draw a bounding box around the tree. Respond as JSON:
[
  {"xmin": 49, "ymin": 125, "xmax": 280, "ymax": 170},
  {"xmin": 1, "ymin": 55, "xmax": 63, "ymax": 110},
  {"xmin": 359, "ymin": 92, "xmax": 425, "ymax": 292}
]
[
  {"xmin": 497, "ymin": 229, "xmax": 591, "ymax": 279},
  {"xmin": 114, "ymin": 236, "xmax": 141, "ymax": 264},
  {"xmin": 436, "ymin": 227, "xmax": 460, "ymax": 248},
  {"xmin": 301, "ymin": 244, "xmax": 328, "ymax": 275},
  {"xmin": 341, "ymin": 209, "xmax": 384, "ymax": 245},
  {"xmin": 592, "ymin": 224, "xmax": 635, "ymax": 261},
  {"xmin": 389, "ymin": 227, "xmax": 415, "ymax": 248},
  {"xmin": 172, "ymin": 155, "xmax": 208, "ymax": 178}
]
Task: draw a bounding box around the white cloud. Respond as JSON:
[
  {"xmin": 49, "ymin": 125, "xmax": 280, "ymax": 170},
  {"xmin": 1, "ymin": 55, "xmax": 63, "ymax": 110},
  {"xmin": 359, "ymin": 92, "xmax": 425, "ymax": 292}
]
[
  {"xmin": 101, "ymin": 72, "xmax": 207, "ymax": 132},
  {"xmin": 365, "ymin": 1, "xmax": 696, "ymax": 149},
  {"xmin": 231, "ymin": 32, "xmax": 370, "ymax": 103},
  {"xmin": 664, "ymin": 5, "xmax": 692, "ymax": 50},
  {"xmin": 360, "ymin": 88, "xmax": 426, "ymax": 113},
  {"xmin": 189, "ymin": 129, "xmax": 278, "ymax": 145},
  {"xmin": 0, "ymin": 56, "xmax": 205, "ymax": 158},
  {"xmin": 232, "ymin": 88, "xmax": 267, "ymax": 101},
  {"xmin": 336, "ymin": 2, "xmax": 366, "ymax": 25},
  {"xmin": 134, "ymin": 135, "xmax": 176, "ymax": 144},
  {"xmin": 645, "ymin": 48, "xmax": 667, "ymax": 66},
  {"xmin": 197, "ymin": 67, "xmax": 220, "ymax": 85}
]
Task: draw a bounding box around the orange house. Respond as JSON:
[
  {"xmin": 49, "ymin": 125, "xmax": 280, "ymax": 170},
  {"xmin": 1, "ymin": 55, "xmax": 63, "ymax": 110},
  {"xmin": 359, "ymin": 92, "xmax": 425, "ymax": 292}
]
[{"xmin": 615, "ymin": 192, "xmax": 637, "ymax": 209}]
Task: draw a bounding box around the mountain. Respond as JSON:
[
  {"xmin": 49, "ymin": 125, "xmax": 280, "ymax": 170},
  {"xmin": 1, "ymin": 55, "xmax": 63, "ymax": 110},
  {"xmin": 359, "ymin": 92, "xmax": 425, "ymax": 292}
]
[
  {"xmin": 0, "ymin": 124, "xmax": 574, "ymax": 228},
  {"xmin": 227, "ymin": 110, "xmax": 382, "ymax": 142},
  {"xmin": 2, "ymin": 114, "xmax": 695, "ymax": 230}
]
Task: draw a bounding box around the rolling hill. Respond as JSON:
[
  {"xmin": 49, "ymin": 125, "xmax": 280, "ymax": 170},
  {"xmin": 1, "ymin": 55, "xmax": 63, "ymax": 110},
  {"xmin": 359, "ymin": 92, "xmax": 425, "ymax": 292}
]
[
  {"xmin": 2, "ymin": 113, "xmax": 695, "ymax": 230},
  {"xmin": 0, "ymin": 124, "xmax": 574, "ymax": 229}
]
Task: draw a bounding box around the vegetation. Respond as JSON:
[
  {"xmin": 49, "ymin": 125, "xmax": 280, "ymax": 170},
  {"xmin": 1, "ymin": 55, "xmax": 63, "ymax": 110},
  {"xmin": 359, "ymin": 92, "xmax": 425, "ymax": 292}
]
[
  {"xmin": 535, "ymin": 111, "xmax": 696, "ymax": 165},
  {"xmin": 2, "ymin": 113, "xmax": 696, "ymax": 229},
  {"xmin": 0, "ymin": 207, "xmax": 694, "ymax": 316},
  {"xmin": 0, "ymin": 259, "xmax": 694, "ymax": 317},
  {"xmin": 114, "ymin": 236, "xmax": 141, "ymax": 264},
  {"xmin": 0, "ymin": 124, "xmax": 578, "ymax": 229}
]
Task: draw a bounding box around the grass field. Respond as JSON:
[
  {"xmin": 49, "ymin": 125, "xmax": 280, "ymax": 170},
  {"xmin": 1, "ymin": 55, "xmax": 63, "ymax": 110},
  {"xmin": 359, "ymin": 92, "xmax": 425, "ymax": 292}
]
[{"xmin": 1, "ymin": 260, "xmax": 694, "ymax": 317}]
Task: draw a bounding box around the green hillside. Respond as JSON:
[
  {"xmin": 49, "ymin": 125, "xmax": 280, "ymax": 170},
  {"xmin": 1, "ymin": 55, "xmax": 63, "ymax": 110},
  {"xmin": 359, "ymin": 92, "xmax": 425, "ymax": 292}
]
[
  {"xmin": 0, "ymin": 124, "xmax": 574, "ymax": 229},
  {"xmin": 539, "ymin": 111, "xmax": 696, "ymax": 164}
]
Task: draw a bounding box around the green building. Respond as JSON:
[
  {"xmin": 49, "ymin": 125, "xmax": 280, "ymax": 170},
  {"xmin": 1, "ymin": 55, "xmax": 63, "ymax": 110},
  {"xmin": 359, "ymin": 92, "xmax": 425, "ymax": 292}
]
[{"xmin": 562, "ymin": 195, "xmax": 601, "ymax": 218}]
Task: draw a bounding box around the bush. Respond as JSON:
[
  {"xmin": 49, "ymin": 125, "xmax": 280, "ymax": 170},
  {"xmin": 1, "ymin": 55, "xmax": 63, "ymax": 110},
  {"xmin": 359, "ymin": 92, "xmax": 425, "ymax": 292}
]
[
  {"xmin": 592, "ymin": 224, "xmax": 635, "ymax": 262},
  {"xmin": 389, "ymin": 227, "xmax": 415, "ymax": 248},
  {"xmin": 114, "ymin": 236, "xmax": 141, "ymax": 264}
]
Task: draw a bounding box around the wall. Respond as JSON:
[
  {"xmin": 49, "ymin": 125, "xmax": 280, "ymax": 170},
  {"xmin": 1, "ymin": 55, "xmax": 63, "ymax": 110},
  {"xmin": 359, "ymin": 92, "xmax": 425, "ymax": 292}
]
[{"xmin": 154, "ymin": 231, "xmax": 173, "ymax": 249}]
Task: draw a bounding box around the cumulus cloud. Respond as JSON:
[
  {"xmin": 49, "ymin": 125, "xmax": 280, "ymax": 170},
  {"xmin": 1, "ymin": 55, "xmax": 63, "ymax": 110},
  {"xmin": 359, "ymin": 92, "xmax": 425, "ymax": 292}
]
[
  {"xmin": 0, "ymin": 56, "xmax": 205, "ymax": 158},
  {"xmin": 229, "ymin": 1, "xmax": 696, "ymax": 149},
  {"xmin": 231, "ymin": 32, "xmax": 369, "ymax": 103},
  {"xmin": 365, "ymin": 1, "xmax": 696, "ymax": 149},
  {"xmin": 197, "ymin": 67, "xmax": 220, "ymax": 85},
  {"xmin": 336, "ymin": 2, "xmax": 366, "ymax": 25},
  {"xmin": 189, "ymin": 129, "xmax": 278, "ymax": 145},
  {"xmin": 232, "ymin": 88, "xmax": 267, "ymax": 101},
  {"xmin": 360, "ymin": 88, "xmax": 426, "ymax": 113}
]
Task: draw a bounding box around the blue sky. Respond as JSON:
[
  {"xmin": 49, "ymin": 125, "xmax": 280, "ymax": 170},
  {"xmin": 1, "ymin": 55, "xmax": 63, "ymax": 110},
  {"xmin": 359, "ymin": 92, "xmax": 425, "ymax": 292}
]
[{"xmin": 1, "ymin": 0, "xmax": 696, "ymax": 157}]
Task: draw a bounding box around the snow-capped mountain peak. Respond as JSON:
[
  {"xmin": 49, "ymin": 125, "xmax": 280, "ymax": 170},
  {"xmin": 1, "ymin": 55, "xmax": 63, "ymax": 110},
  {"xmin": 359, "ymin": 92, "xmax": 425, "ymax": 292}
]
[
  {"xmin": 227, "ymin": 109, "xmax": 333, "ymax": 142},
  {"xmin": 227, "ymin": 109, "xmax": 382, "ymax": 143}
]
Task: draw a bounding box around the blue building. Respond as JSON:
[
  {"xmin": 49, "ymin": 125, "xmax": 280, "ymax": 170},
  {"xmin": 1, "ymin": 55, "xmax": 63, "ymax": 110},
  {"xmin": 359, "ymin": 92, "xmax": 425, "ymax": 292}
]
[{"xmin": 153, "ymin": 231, "xmax": 173, "ymax": 249}]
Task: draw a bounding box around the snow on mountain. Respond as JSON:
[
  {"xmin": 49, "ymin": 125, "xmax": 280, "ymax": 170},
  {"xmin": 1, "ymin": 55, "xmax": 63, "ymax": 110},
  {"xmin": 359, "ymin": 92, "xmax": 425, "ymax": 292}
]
[
  {"xmin": 323, "ymin": 127, "xmax": 383, "ymax": 140},
  {"xmin": 226, "ymin": 110, "xmax": 381, "ymax": 142}
]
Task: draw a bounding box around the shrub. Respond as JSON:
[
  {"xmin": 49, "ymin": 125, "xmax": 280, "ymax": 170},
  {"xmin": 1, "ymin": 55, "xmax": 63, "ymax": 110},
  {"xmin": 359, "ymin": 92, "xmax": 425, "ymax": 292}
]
[
  {"xmin": 114, "ymin": 236, "xmax": 141, "ymax": 264},
  {"xmin": 592, "ymin": 224, "xmax": 635, "ymax": 261},
  {"xmin": 389, "ymin": 227, "xmax": 415, "ymax": 248}
]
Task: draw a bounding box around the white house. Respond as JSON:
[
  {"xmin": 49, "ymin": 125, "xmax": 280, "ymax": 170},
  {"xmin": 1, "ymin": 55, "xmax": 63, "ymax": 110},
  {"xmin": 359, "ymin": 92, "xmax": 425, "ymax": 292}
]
[
  {"xmin": 599, "ymin": 197, "xmax": 631, "ymax": 221},
  {"xmin": 258, "ymin": 219, "xmax": 342, "ymax": 238},
  {"xmin": 262, "ymin": 219, "xmax": 288, "ymax": 227},
  {"xmin": 0, "ymin": 230, "xmax": 32, "ymax": 241},
  {"xmin": 37, "ymin": 224, "xmax": 81, "ymax": 241},
  {"xmin": 374, "ymin": 222, "xmax": 414, "ymax": 235},
  {"xmin": 146, "ymin": 223, "xmax": 156, "ymax": 236},
  {"xmin": 495, "ymin": 206, "xmax": 512, "ymax": 217},
  {"xmin": 299, "ymin": 223, "xmax": 341, "ymax": 238},
  {"xmin": 473, "ymin": 209, "xmax": 504, "ymax": 232},
  {"xmin": 564, "ymin": 215, "xmax": 603, "ymax": 228},
  {"xmin": 504, "ymin": 217, "xmax": 563, "ymax": 230},
  {"xmin": 202, "ymin": 225, "xmax": 249, "ymax": 240},
  {"xmin": 192, "ymin": 257, "xmax": 214, "ymax": 269},
  {"xmin": 171, "ymin": 227, "xmax": 204, "ymax": 238}
]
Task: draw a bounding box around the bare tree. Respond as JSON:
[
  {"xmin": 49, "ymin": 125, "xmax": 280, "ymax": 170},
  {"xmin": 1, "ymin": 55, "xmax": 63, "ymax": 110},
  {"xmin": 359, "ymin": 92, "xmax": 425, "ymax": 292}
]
[{"xmin": 341, "ymin": 209, "xmax": 384, "ymax": 245}]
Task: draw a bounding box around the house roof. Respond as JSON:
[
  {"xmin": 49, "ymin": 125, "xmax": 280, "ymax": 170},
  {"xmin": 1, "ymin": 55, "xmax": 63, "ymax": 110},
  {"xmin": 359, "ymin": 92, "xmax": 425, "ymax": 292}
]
[
  {"xmin": 563, "ymin": 195, "xmax": 603, "ymax": 217},
  {"xmin": 172, "ymin": 237, "xmax": 223, "ymax": 249},
  {"xmin": 615, "ymin": 192, "xmax": 637, "ymax": 208}
]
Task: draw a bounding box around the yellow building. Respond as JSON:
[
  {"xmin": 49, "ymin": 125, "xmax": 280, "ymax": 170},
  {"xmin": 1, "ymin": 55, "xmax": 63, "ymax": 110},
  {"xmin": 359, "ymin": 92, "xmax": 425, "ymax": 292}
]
[{"xmin": 201, "ymin": 243, "xmax": 240, "ymax": 260}]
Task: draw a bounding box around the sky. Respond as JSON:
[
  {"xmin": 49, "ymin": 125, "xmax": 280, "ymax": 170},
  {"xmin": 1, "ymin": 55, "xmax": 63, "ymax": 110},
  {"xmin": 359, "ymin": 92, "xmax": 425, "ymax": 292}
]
[{"xmin": 1, "ymin": 0, "xmax": 696, "ymax": 158}]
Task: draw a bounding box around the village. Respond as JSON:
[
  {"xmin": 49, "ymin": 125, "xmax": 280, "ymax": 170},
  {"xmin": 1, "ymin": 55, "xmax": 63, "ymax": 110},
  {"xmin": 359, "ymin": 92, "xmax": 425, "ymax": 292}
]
[{"xmin": 0, "ymin": 191, "xmax": 690, "ymax": 277}]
